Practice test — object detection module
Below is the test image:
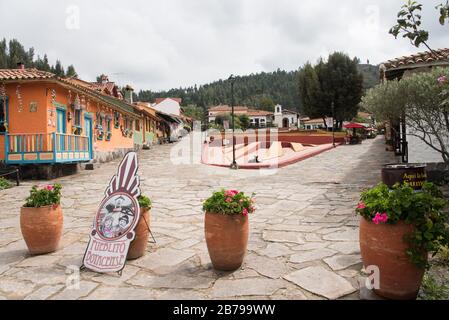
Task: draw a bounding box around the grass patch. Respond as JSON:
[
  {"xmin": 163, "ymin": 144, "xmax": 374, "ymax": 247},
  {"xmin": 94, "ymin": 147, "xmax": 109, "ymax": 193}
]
[
  {"xmin": 0, "ymin": 177, "xmax": 13, "ymax": 190},
  {"xmin": 419, "ymin": 273, "xmax": 449, "ymax": 300},
  {"xmin": 436, "ymin": 246, "xmax": 449, "ymax": 265}
]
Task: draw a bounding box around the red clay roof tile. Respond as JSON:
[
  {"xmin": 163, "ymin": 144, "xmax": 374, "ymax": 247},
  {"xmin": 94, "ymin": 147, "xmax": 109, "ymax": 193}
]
[{"xmin": 0, "ymin": 68, "xmax": 56, "ymax": 80}]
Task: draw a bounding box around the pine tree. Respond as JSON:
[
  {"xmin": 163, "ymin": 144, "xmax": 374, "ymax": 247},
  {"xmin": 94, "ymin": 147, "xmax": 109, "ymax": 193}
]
[
  {"xmin": 53, "ymin": 60, "xmax": 65, "ymax": 77},
  {"xmin": 66, "ymin": 65, "xmax": 77, "ymax": 78},
  {"xmin": 0, "ymin": 39, "xmax": 7, "ymax": 68}
]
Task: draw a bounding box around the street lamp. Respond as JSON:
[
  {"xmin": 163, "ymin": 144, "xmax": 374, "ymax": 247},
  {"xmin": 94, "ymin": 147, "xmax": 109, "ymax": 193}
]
[
  {"xmin": 229, "ymin": 75, "xmax": 238, "ymax": 170},
  {"xmin": 331, "ymin": 101, "xmax": 336, "ymax": 148}
]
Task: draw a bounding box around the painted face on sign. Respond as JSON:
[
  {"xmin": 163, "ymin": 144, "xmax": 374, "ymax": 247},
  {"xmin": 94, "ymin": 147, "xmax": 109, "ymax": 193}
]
[
  {"xmin": 96, "ymin": 193, "xmax": 136, "ymax": 240},
  {"xmin": 119, "ymin": 215, "xmax": 129, "ymax": 229}
]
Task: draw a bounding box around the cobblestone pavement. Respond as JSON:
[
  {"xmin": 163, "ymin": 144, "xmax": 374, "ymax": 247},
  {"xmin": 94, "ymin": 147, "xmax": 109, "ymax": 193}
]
[{"xmin": 0, "ymin": 137, "xmax": 397, "ymax": 300}]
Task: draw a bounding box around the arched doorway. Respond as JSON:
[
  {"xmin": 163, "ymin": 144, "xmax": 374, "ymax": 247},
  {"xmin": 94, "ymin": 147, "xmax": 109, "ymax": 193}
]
[{"xmin": 283, "ymin": 118, "xmax": 289, "ymax": 128}]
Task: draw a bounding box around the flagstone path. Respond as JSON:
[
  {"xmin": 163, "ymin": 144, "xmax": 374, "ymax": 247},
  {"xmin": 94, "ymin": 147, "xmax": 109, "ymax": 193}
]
[{"xmin": 0, "ymin": 136, "xmax": 397, "ymax": 300}]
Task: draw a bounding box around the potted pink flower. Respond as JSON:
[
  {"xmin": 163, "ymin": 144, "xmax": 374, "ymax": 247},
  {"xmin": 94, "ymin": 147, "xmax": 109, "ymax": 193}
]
[{"xmin": 203, "ymin": 189, "xmax": 255, "ymax": 271}]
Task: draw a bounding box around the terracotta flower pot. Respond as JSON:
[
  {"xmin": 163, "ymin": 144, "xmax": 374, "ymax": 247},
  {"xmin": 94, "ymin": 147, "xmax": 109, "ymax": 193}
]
[
  {"xmin": 205, "ymin": 212, "xmax": 249, "ymax": 271},
  {"xmin": 20, "ymin": 205, "xmax": 63, "ymax": 255},
  {"xmin": 127, "ymin": 209, "xmax": 150, "ymax": 260},
  {"xmin": 359, "ymin": 218, "xmax": 426, "ymax": 300}
]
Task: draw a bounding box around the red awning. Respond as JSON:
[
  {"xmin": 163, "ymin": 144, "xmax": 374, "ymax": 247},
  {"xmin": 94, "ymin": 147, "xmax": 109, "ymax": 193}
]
[{"xmin": 344, "ymin": 123, "xmax": 367, "ymax": 129}]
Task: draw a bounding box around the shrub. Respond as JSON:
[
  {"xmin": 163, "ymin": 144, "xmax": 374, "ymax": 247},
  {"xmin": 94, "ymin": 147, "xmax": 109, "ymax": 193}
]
[
  {"xmin": 356, "ymin": 182, "xmax": 449, "ymax": 268},
  {"xmin": 138, "ymin": 195, "xmax": 152, "ymax": 210},
  {"xmin": 24, "ymin": 184, "xmax": 62, "ymax": 208},
  {"xmin": 0, "ymin": 177, "xmax": 13, "ymax": 190},
  {"xmin": 203, "ymin": 189, "xmax": 256, "ymax": 216}
]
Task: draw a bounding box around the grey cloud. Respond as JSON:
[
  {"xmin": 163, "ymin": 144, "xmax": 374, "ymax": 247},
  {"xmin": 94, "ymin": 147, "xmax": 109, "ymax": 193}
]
[{"xmin": 0, "ymin": 0, "xmax": 447, "ymax": 91}]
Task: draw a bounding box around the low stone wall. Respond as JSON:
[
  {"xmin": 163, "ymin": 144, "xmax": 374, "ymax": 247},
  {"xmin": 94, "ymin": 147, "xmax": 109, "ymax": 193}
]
[
  {"xmin": 19, "ymin": 163, "xmax": 78, "ymax": 180},
  {"xmin": 93, "ymin": 146, "xmax": 140, "ymax": 164}
]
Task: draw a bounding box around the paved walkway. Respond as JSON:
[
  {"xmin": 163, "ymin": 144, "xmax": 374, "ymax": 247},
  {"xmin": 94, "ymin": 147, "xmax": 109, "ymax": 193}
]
[{"xmin": 0, "ymin": 137, "xmax": 397, "ymax": 300}]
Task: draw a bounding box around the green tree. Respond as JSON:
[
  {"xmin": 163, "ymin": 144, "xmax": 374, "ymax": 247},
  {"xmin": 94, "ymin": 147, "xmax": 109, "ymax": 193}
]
[
  {"xmin": 7, "ymin": 39, "xmax": 29, "ymax": 68},
  {"xmin": 321, "ymin": 52, "xmax": 364, "ymax": 128},
  {"xmin": 298, "ymin": 62, "xmax": 324, "ymax": 124},
  {"xmin": 182, "ymin": 105, "xmax": 205, "ymax": 122},
  {"xmin": 362, "ymin": 68, "xmax": 449, "ymax": 163},
  {"xmin": 66, "ymin": 65, "xmax": 77, "ymax": 78},
  {"xmin": 0, "ymin": 39, "xmax": 7, "ymax": 68},
  {"xmin": 390, "ymin": 1, "xmax": 449, "ymax": 51},
  {"xmin": 52, "ymin": 60, "xmax": 65, "ymax": 77},
  {"xmin": 238, "ymin": 114, "xmax": 251, "ymax": 131},
  {"xmin": 299, "ymin": 53, "xmax": 364, "ymax": 129},
  {"xmin": 34, "ymin": 54, "xmax": 51, "ymax": 71}
]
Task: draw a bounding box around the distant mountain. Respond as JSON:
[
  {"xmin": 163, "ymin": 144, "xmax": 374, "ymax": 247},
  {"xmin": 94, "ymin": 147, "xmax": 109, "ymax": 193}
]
[
  {"xmin": 138, "ymin": 64, "xmax": 380, "ymax": 113},
  {"xmin": 358, "ymin": 64, "xmax": 380, "ymax": 89}
]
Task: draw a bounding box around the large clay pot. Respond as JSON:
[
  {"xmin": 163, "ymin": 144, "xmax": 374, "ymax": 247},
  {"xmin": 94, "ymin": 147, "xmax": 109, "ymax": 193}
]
[
  {"xmin": 127, "ymin": 209, "xmax": 150, "ymax": 260},
  {"xmin": 359, "ymin": 218, "xmax": 426, "ymax": 300},
  {"xmin": 205, "ymin": 212, "xmax": 249, "ymax": 271},
  {"xmin": 20, "ymin": 205, "xmax": 63, "ymax": 255}
]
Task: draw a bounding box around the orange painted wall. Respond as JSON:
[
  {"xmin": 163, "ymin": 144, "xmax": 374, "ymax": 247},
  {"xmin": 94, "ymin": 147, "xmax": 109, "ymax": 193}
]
[
  {"xmin": 4, "ymin": 83, "xmax": 48, "ymax": 134},
  {"xmin": 0, "ymin": 81, "xmax": 136, "ymax": 161}
]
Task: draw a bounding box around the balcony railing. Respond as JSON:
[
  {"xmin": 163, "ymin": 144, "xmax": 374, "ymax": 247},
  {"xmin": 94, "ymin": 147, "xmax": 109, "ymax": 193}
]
[{"xmin": 5, "ymin": 133, "xmax": 91, "ymax": 164}]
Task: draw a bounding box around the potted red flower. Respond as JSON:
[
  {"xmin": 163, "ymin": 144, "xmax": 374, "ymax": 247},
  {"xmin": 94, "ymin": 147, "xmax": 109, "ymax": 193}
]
[
  {"xmin": 20, "ymin": 184, "xmax": 63, "ymax": 255},
  {"xmin": 203, "ymin": 189, "xmax": 256, "ymax": 271},
  {"xmin": 357, "ymin": 182, "xmax": 448, "ymax": 300}
]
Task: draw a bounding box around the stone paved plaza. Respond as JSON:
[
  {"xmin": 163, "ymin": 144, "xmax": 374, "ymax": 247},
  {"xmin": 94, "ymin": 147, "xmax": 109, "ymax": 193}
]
[{"xmin": 0, "ymin": 137, "xmax": 397, "ymax": 300}]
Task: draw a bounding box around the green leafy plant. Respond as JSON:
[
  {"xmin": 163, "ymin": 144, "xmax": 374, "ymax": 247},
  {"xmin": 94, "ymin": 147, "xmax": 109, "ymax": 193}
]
[
  {"xmin": 362, "ymin": 68, "xmax": 449, "ymax": 164},
  {"xmin": 138, "ymin": 195, "xmax": 152, "ymax": 210},
  {"xmin": 203, "ymin": 189, "xmax": 256, "ymax": 216},
  {"xmin": 356, "ymin": 182, "xmax": 449, "ymax": 268},
  {"xmin": 419, "ymin": 273, "xmax": 449, "ymax": 300},
  {"xmin": 0, "ymin": 177, "xmax": 13, "ymax": 190},
  {"xmin": 24, "ymin": 184, "xmax": 62, "ymax": 208},
  {"xmin": 390, "ymin": 0, "xmax": 449, "ymax": 50}
]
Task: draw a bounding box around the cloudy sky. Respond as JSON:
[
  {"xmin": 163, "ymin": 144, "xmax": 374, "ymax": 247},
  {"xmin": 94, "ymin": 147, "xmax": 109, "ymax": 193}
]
[{"xmin": 0, "ymin": 0, "xmax": 447, "ymax": 91}]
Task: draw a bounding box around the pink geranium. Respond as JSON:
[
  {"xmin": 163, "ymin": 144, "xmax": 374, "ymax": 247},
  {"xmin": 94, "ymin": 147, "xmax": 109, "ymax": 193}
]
[
  {"xmin": 242, "ymin": 208, "xmax": 249, "ymax": 216},
  {"xmin": 225, "ymin": 190, "xmax": 239, "ymax": 197},
  {"xmin": 373, "ymin": 212, "xmax": 389, "ymax": 225},
  {"xmin": 357, "ymin": 202, "xmax": 366, "ymax": 210},
  {"xmin": 438, "ymin": 75, "xmax": 447, "ymax": 85},
  {"xmin": 225, "ymin": 197, "xmax": 233, "ymax": 203},
  {"xmin": 46, "ymin": 185, "xmax": 54, "ymax": 191}
]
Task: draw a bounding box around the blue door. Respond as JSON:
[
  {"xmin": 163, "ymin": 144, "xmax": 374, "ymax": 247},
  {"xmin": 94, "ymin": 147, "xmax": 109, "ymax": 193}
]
[
  {"xmin": 56, "ymin": 108, "xmax": 66, "ymax": 151},
  {"xmin": 84, "ymin": 116, "xmax": 93, "ymax": 159}
]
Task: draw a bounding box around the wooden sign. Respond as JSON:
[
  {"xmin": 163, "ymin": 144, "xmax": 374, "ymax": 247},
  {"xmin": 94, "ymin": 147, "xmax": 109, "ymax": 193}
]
[{"xmin": 82, "ymin": 152, "xmax": 141, "ymax": 273}]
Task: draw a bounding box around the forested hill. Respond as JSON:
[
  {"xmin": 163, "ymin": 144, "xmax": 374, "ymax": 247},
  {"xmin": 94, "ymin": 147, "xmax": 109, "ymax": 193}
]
[
  {"xmin": 137, "ymin": 65, "xmax": 380, "ymax": 112},
  {"xmin": 0, "ymin": 38, "xmax": 77, "ymax": 77},
  {"xmin": 358, "ymin": 64, "xmax": 380, "ymax": 89}
]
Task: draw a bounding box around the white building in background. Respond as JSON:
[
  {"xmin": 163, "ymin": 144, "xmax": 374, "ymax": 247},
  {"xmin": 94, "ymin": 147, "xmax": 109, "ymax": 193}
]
[
  {"xmin": 273, "ymin": 105, "xmax": 300, "ymax": 130},
  {"xmin": 208, "ymin": 105, "xmax": 273, "ymax": 128},
  {"xmin": 152, "ymin": 98, "xmax": 182, "ymax": 116}
]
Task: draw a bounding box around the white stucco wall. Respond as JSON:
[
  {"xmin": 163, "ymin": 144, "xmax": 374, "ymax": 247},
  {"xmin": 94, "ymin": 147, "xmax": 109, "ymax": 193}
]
[
  {"xmin": 153, "ymin": 99, "xmax": 181, "ymax": 116},
  {"xmin": 407, "ymin": 134, "xmax": 445, "ymax": 164}
]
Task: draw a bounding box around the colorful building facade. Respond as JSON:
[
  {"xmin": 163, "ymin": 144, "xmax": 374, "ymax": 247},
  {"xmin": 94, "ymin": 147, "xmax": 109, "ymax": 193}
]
[{"xmin": 0, "ymin": 68, "xmax": 140, "ymax": 167}]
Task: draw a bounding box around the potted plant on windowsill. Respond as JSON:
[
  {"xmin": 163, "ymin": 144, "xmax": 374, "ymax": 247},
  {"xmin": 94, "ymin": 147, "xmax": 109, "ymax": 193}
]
[
  {"xmin": 20, "ymin": 184, "xmax": 63, "ymax": 255},
  {"xmin": 203, "ymin": 189, "xmax": 256, "ymax": 271},
  {"xmin": 127, "ymin": 195, "xmax": 152, "ymax": 260},
  {"xmin": 357, "ymin": 182, "xmax": 449, "ymax": 300}
]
